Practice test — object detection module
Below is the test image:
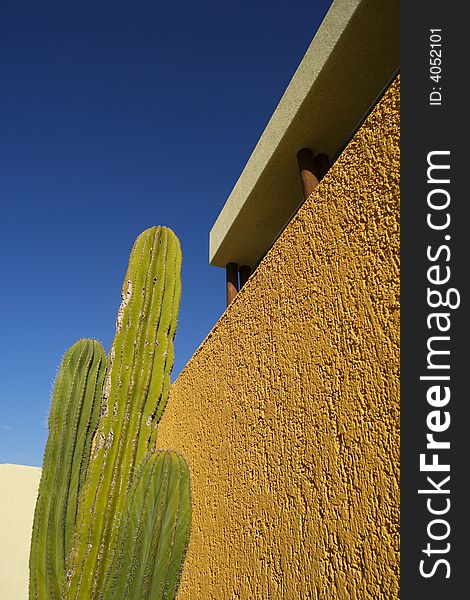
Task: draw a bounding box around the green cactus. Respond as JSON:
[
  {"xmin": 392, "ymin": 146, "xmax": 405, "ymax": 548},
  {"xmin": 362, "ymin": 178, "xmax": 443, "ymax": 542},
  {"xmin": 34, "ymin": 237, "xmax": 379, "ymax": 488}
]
[
  {"xmin": 66, "ymin": 226, "xmax": 183, "ymax": 598},
  {"xmin": 29, "ymin": 339, "xmax": 106, "ymax": 600},
  {"xmin": 102, "ymin": 451, "xmax": 191, "ymax": 600},
  {"xmin": 29, "ymin": 226, "xmax": 191, "ymax": 600}
]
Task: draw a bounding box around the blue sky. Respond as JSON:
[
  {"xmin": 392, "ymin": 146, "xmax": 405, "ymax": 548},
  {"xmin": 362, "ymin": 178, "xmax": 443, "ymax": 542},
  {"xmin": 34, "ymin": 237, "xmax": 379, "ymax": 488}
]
[{"xmin": 0, "ymin": 0, "xmax": 332, "ymax": 466}]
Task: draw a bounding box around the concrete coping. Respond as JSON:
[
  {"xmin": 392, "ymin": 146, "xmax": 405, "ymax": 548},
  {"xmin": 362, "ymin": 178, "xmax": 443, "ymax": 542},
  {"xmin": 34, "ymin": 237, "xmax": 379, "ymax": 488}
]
[{"xmin": 209, "ymin": 0, "xmax": 399, "ymax": 270}]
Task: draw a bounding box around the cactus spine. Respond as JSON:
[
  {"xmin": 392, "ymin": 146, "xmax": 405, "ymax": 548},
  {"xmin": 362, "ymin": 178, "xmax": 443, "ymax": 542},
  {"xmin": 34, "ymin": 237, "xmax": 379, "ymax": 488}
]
[
  {"xmin": 29, "ymin": 339, "xmax": 106, "ymax": 600},
  {"xmin": 28, "ymin": 226, "xmax": 191, "ymax": 600}
]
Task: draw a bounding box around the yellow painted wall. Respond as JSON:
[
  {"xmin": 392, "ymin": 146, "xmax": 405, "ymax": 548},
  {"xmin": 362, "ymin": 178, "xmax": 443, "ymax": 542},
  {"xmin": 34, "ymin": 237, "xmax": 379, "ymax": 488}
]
[
  {"xmin": 157, "ymin": 77, "xmax": 400, "ymax": 599},
  {"xmin": 0, "ymin": 464, "xmax": 41, "ymax": 600}
]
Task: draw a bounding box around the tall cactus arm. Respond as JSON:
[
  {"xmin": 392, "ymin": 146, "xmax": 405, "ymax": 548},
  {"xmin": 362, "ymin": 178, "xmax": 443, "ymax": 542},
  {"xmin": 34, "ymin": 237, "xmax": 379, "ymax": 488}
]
[
  {"xmin": 29, "ymin": 339, "xmax": 106, "ymax": 600},
  {"xmin": 102, "ymin": 451, "xmax": 191, "ymax": 600},
  {"xmin": 67, "ymin": 227, "xmax": 182, "ymax": 599}
]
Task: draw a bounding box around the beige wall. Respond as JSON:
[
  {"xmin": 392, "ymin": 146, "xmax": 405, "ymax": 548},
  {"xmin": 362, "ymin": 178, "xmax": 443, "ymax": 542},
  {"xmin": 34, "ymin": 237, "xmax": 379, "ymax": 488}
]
[
  {"xmin": 157, "ymin": 78, "xmax": 400, "ymax": 599},
  {"xmin": 0, "ymin": 464, "xmax": 41, "ymax": 600}
]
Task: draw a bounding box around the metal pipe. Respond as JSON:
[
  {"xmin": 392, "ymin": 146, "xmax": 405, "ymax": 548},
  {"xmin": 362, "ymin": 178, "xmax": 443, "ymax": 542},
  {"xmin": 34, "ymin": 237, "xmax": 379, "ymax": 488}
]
[
  {"xmin": 297, "ymin": 147, "xmax": 319, "ymax": 199},
  {"xmin": 226, "ymin": 262, "xmax": 239, "ymax": 306}
]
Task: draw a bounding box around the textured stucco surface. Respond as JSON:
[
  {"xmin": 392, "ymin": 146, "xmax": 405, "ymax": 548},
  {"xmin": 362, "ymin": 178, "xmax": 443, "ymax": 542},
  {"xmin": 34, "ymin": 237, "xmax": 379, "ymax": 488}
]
[
  {"xmin": 0, "ymin": 464, "xmax": 41, "ymax": 600},
  {"xmin": 157, "ymin": 77, "xmax": 400, "ymax": 599}
]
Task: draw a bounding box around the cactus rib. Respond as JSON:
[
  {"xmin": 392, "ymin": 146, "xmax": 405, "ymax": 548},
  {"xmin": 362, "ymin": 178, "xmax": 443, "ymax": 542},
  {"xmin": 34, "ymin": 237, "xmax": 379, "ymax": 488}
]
[
  {"xmin": 67, "ymin": 227, "xmax": 183, "ymax": 599},
  {"xmin": 29, "ymin": 339, "xmax": 106, "ymax": 600},
  {"xmin": 102, "ymin": 451, "xmax": 191, "ymax": 600}
]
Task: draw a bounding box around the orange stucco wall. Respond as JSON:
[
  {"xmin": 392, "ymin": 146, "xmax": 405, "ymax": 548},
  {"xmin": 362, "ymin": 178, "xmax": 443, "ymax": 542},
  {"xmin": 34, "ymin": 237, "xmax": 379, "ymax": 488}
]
[{"xmin": 157, "ymin": 77, "xmax": 400, "ymax": 599}]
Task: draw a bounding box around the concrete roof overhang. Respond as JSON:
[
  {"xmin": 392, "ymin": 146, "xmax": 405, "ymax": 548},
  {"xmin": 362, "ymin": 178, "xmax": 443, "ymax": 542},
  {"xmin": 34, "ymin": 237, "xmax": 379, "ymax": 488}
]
[{"xmin": 209, "ymin": 0, "xmax": 399, "ymax": 270}]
